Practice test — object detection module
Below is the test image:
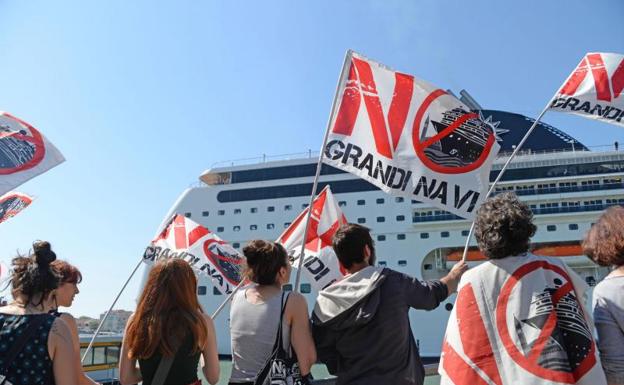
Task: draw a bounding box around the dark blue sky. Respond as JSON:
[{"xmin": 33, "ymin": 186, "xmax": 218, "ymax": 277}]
[{"xmin": 0, "ymin": 0, "xmax": 622, "ymax": 316}]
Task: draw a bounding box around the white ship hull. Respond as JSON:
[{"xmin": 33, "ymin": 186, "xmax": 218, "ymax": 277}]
[{"xmin": 150, "ymin": 147, "xmax": 621, "ymax": 357}]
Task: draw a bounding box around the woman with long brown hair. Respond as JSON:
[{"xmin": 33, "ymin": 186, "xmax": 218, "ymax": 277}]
[
  {"xmin": 0, "ymin": 241, "xmax": 78, "ymax": 385},
  {"xmin": 119, "ymin": 258, "xmax": 219, "ymax": 385}
]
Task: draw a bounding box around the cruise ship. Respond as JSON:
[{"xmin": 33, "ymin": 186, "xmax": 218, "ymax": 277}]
[{"xmin": 153, "ymin": 94, "xmax": 620, "ymax": 360}]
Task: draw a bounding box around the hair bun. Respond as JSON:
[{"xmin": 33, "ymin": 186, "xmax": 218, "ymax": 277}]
[{"xmin": 33, "ymin": 240, "xmax": 56, "ymax": 266}]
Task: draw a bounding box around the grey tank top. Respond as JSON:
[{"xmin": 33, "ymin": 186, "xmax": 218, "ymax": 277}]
[{"xmin": 229, "ymin": 287, "xmax": 291, "ymax": 383}]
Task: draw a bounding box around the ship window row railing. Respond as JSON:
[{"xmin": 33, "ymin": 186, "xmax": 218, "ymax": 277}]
[
  {"xmin": 412, "ymin": 203, "xmax": 618, "ymax": 223},
  {"xmin": 506, "ymin": 181, "xmax": 624, "ymax": 196}
]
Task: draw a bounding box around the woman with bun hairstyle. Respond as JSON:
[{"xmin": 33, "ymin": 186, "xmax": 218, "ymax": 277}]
[
  {"xmin": 583, "ymin": 206, "xmax": 624, "ymax": 385},
  {"xmin": 119, "ymin": 258, "xmax": 219, "ymax": 385},
  {"xmin": 0, "ymin": 241, "xmax": 78, "ymax": 385},
  {"xmin": 49, "ymin": 260, "xmax": 99, "ymax": 385},
  {"xmin": 228, "ymin": 240, "xmax": 316, "ymax": 385}
]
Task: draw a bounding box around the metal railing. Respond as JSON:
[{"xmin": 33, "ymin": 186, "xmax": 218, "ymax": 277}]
[{"xmin": 413, "ymin": 202, "xmax": 618, "ymax": 223}]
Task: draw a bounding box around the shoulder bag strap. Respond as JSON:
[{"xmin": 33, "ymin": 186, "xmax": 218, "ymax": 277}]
[
  {"xmin": 275, "ymin": 291, "xmax": 291, "ymax": 354},
  {"xmin": 151, "ymin": 337, "xmax": 182, "ymax": 385},
  {"xmin": 0, "ymin": 315, "xmax": 48, "ymax": 374}
]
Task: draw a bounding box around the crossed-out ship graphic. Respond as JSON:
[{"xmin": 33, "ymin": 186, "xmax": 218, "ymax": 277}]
[
  {"xmin": 514, "ymin": 279, "xmax": 593, "ymax": 372},
  {"xmin": 423, "ymin": 107, "xmax": 498, "ymax": 167},
  {"xmin": 0, "ymin": 125, "xmax": 36, "ymax": 169}
]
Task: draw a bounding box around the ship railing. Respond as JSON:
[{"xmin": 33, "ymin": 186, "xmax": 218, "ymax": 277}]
[
  {"xmin": 204, "ymin": 144, "xmax": 619, "ymax": 171},
  {"xmin": 413, "ymin": 202, "xmax": 618, "ymax": 223},
  {"xmin": 311, "ymin": 363, "xmax": 439, "ymax": 384}
]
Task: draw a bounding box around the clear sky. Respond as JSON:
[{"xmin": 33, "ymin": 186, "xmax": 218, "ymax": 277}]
[{"xmin": 0, "ymin": 0, "xmax": 623, "ymax": 318}]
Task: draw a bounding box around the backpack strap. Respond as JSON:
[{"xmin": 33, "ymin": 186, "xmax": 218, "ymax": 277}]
[
  {"xmin": 0, "ymin": 315, "xmax": 48, "ymax": 374},
  {"xmin": 150, "ymin": 337, "xmax": 182, "ymax": 385}
]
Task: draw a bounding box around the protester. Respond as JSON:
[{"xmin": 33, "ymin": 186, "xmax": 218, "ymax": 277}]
[
  {"xmin": 228, "ymin": 240, "xmax": 316, "ymax": 385},
  {"xmin": 310, "ymin": 223, "xmax": 467, "ymax": 385},
  {"xmin": 119, "ymin": 258, "xmax": 219, "ymax": 385},
  {"xmin": 50, "ymin": 259, "xmax": 100, "ymax": 385},
  {"xmin": 0, "ymin": 241, "xmax": 78, "ymax": 385},
  {"xmin": 439, "ymin": 193, "xmax": 606, "ymax": 385},
  {"xmin": 583, "ymin": 206, "xmax": 624, "ymax": 385}
]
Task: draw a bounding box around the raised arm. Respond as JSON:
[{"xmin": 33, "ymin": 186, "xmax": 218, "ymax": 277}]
[
  {"xmin": 287, "ymin": 292, "xmax": 317, "ymax": 376},
  {"xmin": 49, "ymin": 317, "xmax": 80, "ymax": 385},
  {"xmin": 119, "ymin": 315, "xmax": 142, "ymax": 385},
  {"xmin": 59, "ymin": 313, "xmax": 99, "ymax": 385},
  {"xmin": 200, "ymin": 314, "xmax": 220, "ymax": 385},
  {"xmin": 403, "ymin": 261, "xmax": 467, "ymax": 310}
]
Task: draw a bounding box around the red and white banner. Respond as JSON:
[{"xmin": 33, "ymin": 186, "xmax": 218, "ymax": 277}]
[
  {"xmin": 143, "ymin": 214, "xmax": 245, "ymax": 294},
  {"xmin": 439, "ymin": 253, "xmax": 606, "ymax": 385},
  {"xmin": 277, "ymin": 186, "xmax": 348, "ymax": 290},
  {"xmin": 0, "ymin": 191, "xmax": 33, "ymax": 224},
  {"xmin": 0, "ymin": 112, "xmax": 65, "ymax": 195},
  {"xmin": 323, "ymin": 51, "xmax": 500, "ymax": 219},
  {"xmin": 550, "ymin": 52, "xmax": 624, "ymax": 127}
]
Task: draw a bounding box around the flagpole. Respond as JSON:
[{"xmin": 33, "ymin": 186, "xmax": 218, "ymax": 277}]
[
  {"xmin": 460, "ymin": 102, "xmax": 552, "ymax": 261},
  {"xmin": 211, "ymin": 280, "xmax": 245, "ymax": 319},
  {"xmin": 293, "ymin": 51, "xmax": 352, "ymax": 292},
  {"xmin": 81, "ymin": 257, "xmax": 144, "ymax": 363}
]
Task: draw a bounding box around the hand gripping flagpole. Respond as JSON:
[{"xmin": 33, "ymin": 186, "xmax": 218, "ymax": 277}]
[
  {"xmin": 81, "ymin": 257, "xmax": 144, "ymax": 363},
  {"xmin": 460, "ymin": 102, "xmax": 552, "ymax": 262},
  {"xmin": 293, "ymin": 51, "xmax": 353, "ymax": 292}
]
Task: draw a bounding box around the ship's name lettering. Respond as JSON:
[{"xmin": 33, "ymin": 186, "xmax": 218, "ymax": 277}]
[{"xmin": 550, "ymin": 96, "xmax": 624, "ymax": 122}]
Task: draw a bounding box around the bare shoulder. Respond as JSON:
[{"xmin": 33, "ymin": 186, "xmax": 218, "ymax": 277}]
[
  {"xmin": 201, "ymin": 313, "xmax": 215, "ymax": 328},
  {"xmin": 287, "ymin": 292, "xmax": 309, "ymax": 311},
  {"xmin": 59, "ymin": 312, "xmax": 77, "ymax": 327},
  {"xmin": 50, "ymin": 317, "xmax": 73, "ymax": 343}
]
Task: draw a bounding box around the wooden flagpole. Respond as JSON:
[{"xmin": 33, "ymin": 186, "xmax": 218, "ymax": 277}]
[
  {"xmin": 460, "ymin": 103, "xmax": 552, "ymax": 261},
  {"xmin": 293, "ymin": 50, "xmax": 353, "ymax": 291}
]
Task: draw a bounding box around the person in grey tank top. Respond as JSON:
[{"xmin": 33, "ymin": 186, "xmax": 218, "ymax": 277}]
[
  {"xmin": 229, "ymin": 240, "xmax": 316, "ymax": 385},
  {"xmin": 583, "ymin": 206, "xmax": 624, "ymax": 385}
]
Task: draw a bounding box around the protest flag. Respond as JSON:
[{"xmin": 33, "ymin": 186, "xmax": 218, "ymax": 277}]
[
  {"xmin": 439, "ymin": 254, "xmax": 607, "ymax": 385},
  {"xmin": 0, "ymin": 191, "xmax": 33, "ymax": 224},
  {"xmin": 143, "ymin": 214, "xmax": 245, "ymax": 295},
  {"xmin": 323, "ymin": 51, "xmax": 501, "ymax": 219},
  {"xmin": 0, "ymin": 112, "xmax": 65, "ymax": 195},
  {"xmin": 550, "ymin": 52, "xmax": 624, "ymax": 127},
  {"xmin": 277, "ymin": 185, "xmax": 348, "ymax": 290}
]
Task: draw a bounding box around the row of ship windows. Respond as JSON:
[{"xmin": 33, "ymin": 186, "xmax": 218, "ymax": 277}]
[
  {"xmin": 221, "ymin": 224, "xmax": 580, "ymax": 249},
  {"xmin": 186, "ymin": 197, "xmax": 408, "ymax": 218},
  {"xmin": 412, "ymin": 199, "xmax": 624, "ymax": 218},
  {"xmin": 185, "ymin": 178, "xmax": 622, "ymax": 218}
]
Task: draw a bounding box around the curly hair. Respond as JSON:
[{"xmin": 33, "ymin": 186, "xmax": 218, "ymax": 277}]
[
  {"xmin": 474, "ymin": 192, "xmax": 537, "ymax": 259},
  {"xmin": 582, "ymin": 206, "xmax": 624, "ymax": 267}
]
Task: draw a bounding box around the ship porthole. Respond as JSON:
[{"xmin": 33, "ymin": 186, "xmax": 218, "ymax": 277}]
[{"xmin": 445, "ymin": 303, "xmax": 453, "ymax": 311}]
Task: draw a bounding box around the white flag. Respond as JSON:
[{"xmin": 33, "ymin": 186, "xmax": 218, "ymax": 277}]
[
  {"xmin": 143, "ymin": 214, "xmax": 245, "ymax": 294},
  {"xmin": 323, "ymin": 51, "xmax": 500, "ymax": 219},
  {"xmin": 439, "ymin": 253, "xmax": 606, "ymax": 385},
  {"xmin": 550, "ymin": 52, "xmax": 624, "ymax": 127},
  {"xmin": 277, "ymin": 186, "xmax": 348, "ymax": 290},
  {"xmin": 0, "ymin": 191, "xmax": 34, "ymax": 224},
  {"xmin": 0, "ymin": 112, "xmax": 65, "ymax": 195}
]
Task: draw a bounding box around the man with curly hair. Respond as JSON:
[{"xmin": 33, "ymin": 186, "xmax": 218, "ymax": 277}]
[{"xmin": 439, "ymin": 193, "xmax": 607, "ymax": 385}]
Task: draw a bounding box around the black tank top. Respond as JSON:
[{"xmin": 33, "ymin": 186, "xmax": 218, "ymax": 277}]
[
  {"xmin": 0, "ymin": 313, "xmax": 56, "ymax": 385},
  {"xmin": 138, "ymin": 334, "xmax": 200, "ymax": 385}
]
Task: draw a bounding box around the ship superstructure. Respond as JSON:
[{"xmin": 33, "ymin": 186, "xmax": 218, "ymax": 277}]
[{"xmin": 153, "ymin": 108, "xmax": 620, "ymax": 358}]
